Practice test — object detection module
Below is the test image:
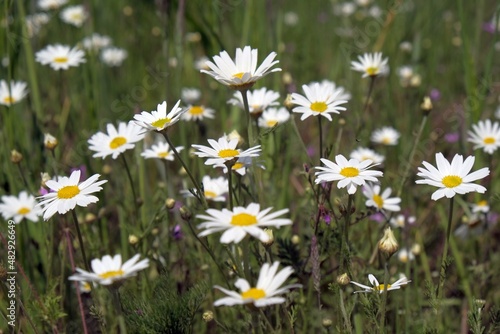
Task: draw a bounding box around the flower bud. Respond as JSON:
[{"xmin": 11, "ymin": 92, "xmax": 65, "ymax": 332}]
[
  {"xmin": 129, "ymin": 235, "xmax": 139, "ymax": 245},
  {"xmin": 165, "ymin": 198, "xmax": 176, "ymax": 209},
  {"xmin": 44, "ymin": 133, "xmax": 58, "ymax": 150},
  {"xmin": 180, "ymin": 206, "xmax": 192, "ymax": 221},
  {"xmin": 284, "ymin": 94, "xmax": 294, "ymax": 111},
  {"xmin": 378, "ymin": 227, "xmax": 399, "ymax": 257},
  {"xmin": 202, "ymin": 311, "xmax": 214, "ymax": 322},
  {"xmin": 336, "ymin": 273, "xmax": 350, "ymax": 285},
  {"xmin": 11, "ymin": 149, "xmax": 23, "ymax": 164},
  {"xmin": 291, "ymin": 234, "xmax": 300, "ymax": 245},
  {"xmin": 322, "ymin": 318, "xmax": 333, "ymax": 329},
  {"xmin": 40, "ymin": 172, "xmax": 51, "ymax": 187},
  {"xmin": 421, "ymin": 96, "xmax": 433, "ymax": 115},
  {"xmin": 262, "ymin": 228, "xmax": 274, "ymax": 248}
]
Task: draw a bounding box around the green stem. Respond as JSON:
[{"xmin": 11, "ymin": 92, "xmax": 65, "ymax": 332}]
[
  {"xmin": 110, "ymin": 288, "xmax": 127, "ymax": 334},
  {"xmin": 243, "ymin": 237, "xmax": 251, "ymax": 283},
  {"xmin": 71, "ymin": 210, "xmax": 90, "ymax": 272},
  {"xmin": 380, "ymin": 260, "xmax": 390, "ymax": 333},
  {"xmin": 340, "ymin": 195, "xmax": 354, "ymax": 275},
  {"xmin": 120, "ymin": 154, "xmax": 139, "ymax": 219},
  {"xmin": 437, "ymin": 198, "xmax": 454, "ymax": 307},
  {"xmin": 240, "ymin": 89, "xmax": 254, "ymax": 145},
  {"xmin": 339, "ymin": 289, "xmax": 352, "ymax": 333},
  {"xmin": 227, "ymin": 163, "xmax": 234, "ymax": 210},
  {"xmin": 318, "ymin": 116, "xmax": 323, "ymax": 161},
  {"xmin": 356, "ymin": 76, "xmax": 376, "ymax": 137}
]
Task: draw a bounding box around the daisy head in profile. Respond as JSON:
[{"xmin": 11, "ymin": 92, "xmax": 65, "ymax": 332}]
[
  {"xmin": 371, "ymin": 127, "xmax": 400, "ymax": 146},
  {"xmin": 228, "ymin": 87, "xmax": 280, "ymax": 118},
  {"xmin": 133, "ymin": 100, "xmax": 185, "ymax": 133},
  {"xmin": 60, "ymin": 5, "xmax": 88, "ymax": 27},
  {"xmin": 351, "ymin": 274, "xmax": 410, "ymax": 293},
  {"xmin": 88, "ymin": 122, "xmax": 145, "ymax": 159},
  {"xmin": 192, "ymin": 136, "xmax": 261, "ymax": 168},
  {"xmin": 362, "ymin": 183, "xmax": 401, "ymax": 212},
  {"xmin": 467, "ymin": 119, "xmax": 500, "ymax": 154},
  {"xmin": 0, "ymin": 191, "xmax": 42, "ymax": 223},
  {"xmin": 201, "ymin": 46, "xmax": 281, "ymax": 91},
  {"xmin": 258, "ymin": 107, "xmax": 290, "ymax": 129},
  {"xmin": 35, "ymin": 44, "xmax": 86, "ymax": 70},
  {"xmin": 350, "ymin": 147, "xmax": 385, "ymax": 165},
  {"xmin": 141, "ymin": 141, "xmax": 184, "ymax": 161},
  {"xmin": 351, "ymin": 52, "xmax": 389, "ymax": 78},
  {"xmin": 182, "ymin": 104, "xmax": 215, "ymax": 122},
  {"xmin": 0, "ymin": 80, "xmax": 28, "ymax": 106},
  {"xmin": 181, "ymin": 175, "xmax": 228, "ymax": 202}
]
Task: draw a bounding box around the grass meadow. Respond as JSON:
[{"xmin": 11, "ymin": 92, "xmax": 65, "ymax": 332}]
[{"xmin": 1, "ymin": 0, "xmax": 500, "ymax": 333}]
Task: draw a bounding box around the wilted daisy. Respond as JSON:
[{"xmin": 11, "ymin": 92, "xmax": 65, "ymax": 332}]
[
  {"xmin": 351, "ymin": 52, "xmax": 389, "ymax": 78},
  {"xmin": 82, "ymin": 33, "xmax": 112, "ymax": 52},
  {"xmin": 415, "ymin": 153, "xmax": 490, "ymax": 201},
  {"xmin": 228, "ymin": 87, "xmax": 280, "ymax": 116},
  {"xmin": 101, "ymin": 47, "xmax": 128, "ymax": 67},
  {"xmin": 192, "ymin": 137, "xmax": 261, "ymax": 168},
  {"xmin": 35, "ymin": 44, "xmax": 86, "ymax": 70},
  {"xmin": 60, "ymin": 5, "xmax": 88, "ymax": 27},
  {"xmin": 214, "ymin": 262, "xmax": 301, "ymax": 307},
  {"xmin": 133, "ymin": 100, "xmax": 185, "ymax": 132},
  {"xmin": 197, "ymin": 203, "xmax": 292, "ymax": 243},
  {"xmin": 258, "ymin": 107, "xmax": 290, "ymax": 128},
  {"xmin": 371, "ymin": 127, "xmax": 400, "ymax": 145},
  {"xmin": 182, "ymin": 105, "xmax": 215, "ymax": 121},
  {"xmin": 315, "ymin": 155, "xmax": 383, "ymax": 194},
  {"xmin": 0, "ymin": 191, "xmax": 43, "ymax": 223},
  {"xmin": 38, "ymin": 170, "xmax": 107, "ymax": 220},
  {"xmin": 201, "ymin": 46, "xmax": 281, "ymax": 90},
  {"xmin": 363, "ymin": 184, "xmax": 401, "ymax": 212},
  {"xmin": 25, "ymin": 13, "xmax": 50, "ymax": 38},
  {"xmin": 468, "ymin": 119, "xmax": 500, "ymax": 154},
  {"xmin": 0, "ymin": 80, "xmax": 28, "ymax": 106},
  {"xmin": 351, "ymin": 274, "xmax": 410, "ymax": 293},
  {"xmin": 88, "ymin": 122, "xmax": 145, "ymax": 159},
  {"xmin": 181, "ymin": 87, "xmax": 201, "ymax": 104},
  {"xmin": 38, "ymin": 0, "xmax": 67, "ymax": 10},
  {"xmin": 141, "ymin": 141, "xmax": 184, "ymax": 161},
  {"xmin": 471, "ymin": 200, "xmax": 489, "ymax": 214},
  {"xmin": 389, "ymin": 214, "xmax": 416, "ymax": 229},
  {"xmin": 291, "ymin": 82, "xmax": 348, "ymax": 121},
  {"xmin": 68, "ymin": 254, "xmax": 149, "ymax": 286},
  {"xmin": 181, "ymin": 175, "xmax": 228, "ymax": 202},
  {"xmin": 350, "ymin": 147, "xmax": 385, "ymax": 164}
]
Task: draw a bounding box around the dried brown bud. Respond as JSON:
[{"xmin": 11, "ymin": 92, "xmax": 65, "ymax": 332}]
[
  {"xmin": 336, "ymin": 273, "xmax": 351, "ymax": 286},
  {"xmin": 180, "ymin": 206, "xmax": 192, "ymax": 221}
]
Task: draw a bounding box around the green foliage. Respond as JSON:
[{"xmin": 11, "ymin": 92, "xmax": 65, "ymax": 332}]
[{"xmin": 27, "ymin": 282, "xmax": 66, "ymax": 332}]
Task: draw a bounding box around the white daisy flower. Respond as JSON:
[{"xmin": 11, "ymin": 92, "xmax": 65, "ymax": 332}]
[
  {"xmin": 228, "ymin": 87, "xmax": 280, "ymax": 115},
  {"xmin": 415, "ymin": 153, "xmax": 490, "ymax": 201},
  {"xmin": 196, "ymin": 203, "xmax": 292, "ymax": 244},
  {"xmin": 192, "ymin": 137, "xmax": 261, "ymax": 168},
  {"xmin": 60, "ymin": 5, "xmax": 88, "ymax": 27},
  {"xmin": 35, "ymin": 44, "xmax": 86, "ymax": 70},
  {"xmin": 220, "ymin": 156, "xmax": 265, "ymax": 176},
  {"xmin": 351, "ymin": 52, "xmax": 389, "ymax": 78},
  {"xmin": 68, "ymin": 254, "xmax": 149, "ymax": 286},
  {"xmin": 313, "ymin": 80, "xmax": 351, "ymax": 101},
  {"xmin": 350, "ymin": 147, "xmax": 385, "ymax": 164},
  {"xmin": 468, "ymin": 119, "xmax": 500, "ymax": 154},
  {"xmin": 389, "ymin": 214, "xmax": 416, "ymax": 229},
  {"xmin": 38, "ymin": 0, "xmax": 67, "ymax": 10},
  {"xmin": 371, "ymin": 127, "xmax": 400, "ymax": 145},
  {"xmin": 25, "ymin": 13, "xmax": 50, "ymax": 38},
  {"xmin": 81, "ymin": 33, "xmax": 112, "ymax": 51},
  {"xmin": 133, "ymin": 100, "xmax": 185, "ymax": 132},
  {"xmin": 88, "ymin": 122, "xmax": 145, "ymax": 159},
  {"xmin": 141, "ymin": 141, "xmax": 184, "ymax": 161},
  {"xmin": 351, "ymin": 274, "xmax": 410, "ymax": 293},
  {"xmin": 397, "ymin": 248, "xmax": 415, "ymax": 263},
  {"xmin": 181, "ymin": 175, "xmax": 228, "ymax": 202},
  {"xmin": 37, "ymin": 170, "xmax": 107, "ymax": 220},
  {"xmin": 471, "ymin": 200, "xmax": 489, "ymax": 214},
  {"xmin": 201, "ymin": 46, "xmax": 281, "ymax": 90},
  {"xmin": 0, "ymin": 80, "xmax": 28, "ymax": 106},
  {"xmin": 258, "ymin": 107, "xmax": 290, "ymax": 128},
  {"xmin": 0, "ymin": 191, "xmax": 43, "ymax": 223},
  {"xmin": 194, "ymin": 56, "xmax": 210, "ymax": 71},
  {"xmin": 291, "ymin": 82, "xmax": 348, "ymax": 121},
  {"xmin": 101, "ymin": 47, "xmax": 128, "ymax": 67},
  {"xmin": 213, "ymin": 262, "xmax": 301, "ymax": 307},
  {"xmin": 363, "ymin": 183, "xmax": 401, "ymax": 212},
  {"xmin": 182, "ymin": 105, "xmax": 215, "ymax": 121},
  {"xmin": 314, "ymin": 155, "xmax": 383, "ymax": 194},
  {"xmin": 181, "ymin": 87, "xmax": 201, "ymax": 104}
]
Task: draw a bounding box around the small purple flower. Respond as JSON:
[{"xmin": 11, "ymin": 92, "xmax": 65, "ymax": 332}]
[
  {"xmin": 70, "ymin": 165, "xmax": 87, "ymax": 182},
  {"xmin": 483, "ymin": 22, "xmax": 496, "ymax": 34},
  {"xmin": 429, "ymin": 88, "xmax": 441, "ymax": 101},
  {"xmin": 369, "ymin": 212, "xmax": 385, "ymax": 223},
  {"xmin": 39, "ymin": 187, "xmax": 49, "ymax": 196},
  {"xmin": 444, "ymin": 132, "xmax": 460, "ymax": 143},
  {"xmin": 172, "ymin": 224, "xmax": 183, "ymax": 240}
]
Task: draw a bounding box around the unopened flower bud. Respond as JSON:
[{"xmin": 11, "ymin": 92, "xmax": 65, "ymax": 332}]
[
  {"xmin": 227, "ymin": 130, "xmax": 244, "ymax": 145},
  {"xmin": 102, "ymin": 164, "xmax": 112, "ymax": 174},
  {"xmin": 11, "ymin": 149, "xmax": 23, "ymax": 163},
  {"xmin": 291, "ymin": 235, "xmax": 300, "ymax": 245},
  {"xmin": 421, "ymin": 96, "xmax": 432, "ymax": 115},
  {"xmin": 84, "ymin": 213, "xmax": 96, "ymax": 223},
  {"xmin": 262, "ymin": 228, "xmax": 274, "ymax": 247},
  {"xmin": 411, "ymin": 243, "xmax": 421, "ymax": 255},
  {"xmin": 44, "ymin": 133, "xmax": 58, "ymax": 150},
  {"xmin": 128, "ymin": 235, "xmax": 139, "ymax": 245},
  {"xmin": 282, "ymin": 72, "xmax": 293, "ymax": 85},
  {"xmin": 151, "ymin": 228, "xmax": 159, "ymax": 236},
  {"xmin": 180, "ymin": 206, "xmax": 192, "ymax": 221},
  {"xmin": 40, "ymin": 172, "xmax": 51, "ymax": 187},
  {"xmin": 284, "ymin": 94, "xmax": 294, "ymax": 111},
  {"xmin": 165, "ymin": 198, "xmax": 176, "ymax": 209},
  {"xmin": 322, "ymin": 318, "xmax": 333, "ymax": 328},
  {"xmin": 336, "ymin": 273, "xmax": 350, "ymax": 285},
  {"xmin": 378, "ymin": 227, "xmax": 399, "ymax": 257},
  {"xmin": 202, "ymin": 311, "xmax": 214, "ymax": 322}
]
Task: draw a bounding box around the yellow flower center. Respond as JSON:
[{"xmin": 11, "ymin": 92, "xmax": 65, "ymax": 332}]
[
  {"xmin": 70, "ymin": 13, "xmax": 82, "ymax": 20},
  {"xmin": 233, "ymin": 72, "xmax": 245, "ymax": 79},
  {"xmin": 266, "ymin": 120, "xmax": 278, "ymax": 127},
  {"xmin": 204, "ymin": 190, "xmax": 217, "ymax": 199},
  {"xmin": 310, "ymin": 102, "xmax": 327, "ymax": 113},
  {"xmin": 17, "ymin": 207, "xmax": 31, "ymax": 215},
  {"xmin": 98, "ymin": 270, "xmax": 125, "ymax": 279},
  {"xmin": 241, "ymin": 288, "xmax": 266, "ymax": 300},
  {"xmin": 57, "ymin": 185, "xmax": 80, "ymax": 199},
  {"xmin": 442, "ymin": 175, "xmax": 462, "ymax": 188},
  {"xmin": 218, "ymin": 149, "xmax": 239, "ymax": 158},
  {"xmin": 382, "ymin": 137, "xmax": 392, "ymax": 144},
  {"xmin": 189, "ymin": 106, "xmax": 204, "ymax": 115},
  {"xmin": 373, "ymin": 194, "xmax": 384, "ymax": 208},
  {"xmin": 232, "ymin": 162, "xmax": 244, "ymax": 170},
  {"xmin": 3, "ymin": 96, "xmax": 15, "ymax": 104},
  {"xmin": 374, "ymin": 284, "xmax": 392, "ymax": 291},
  {"xmin": 366, "ymin": 67, "xmax": 378, "ymax": 76},
  {"xmin": 109, "ymin": 136, "xmax": 127, "ymax": 149},
  {"xmin": 151, "ymin": 117, "xmax": 171, "ymax": 129},
  {"xmin": 477, "ymin": 200, "xmax": 488, "ymax": 207},
  {"xmin": 340, "ymin": 167, "xmax": 359, "ymax": 178},
  {"xmin": 53, "ymin": 57, "xmax": 69, "ymax": 63},
  {"xmin": 483, "ymin": 137, "xmax": 495, "ymax": 144},
  {"xmin": 157, "ymin": 151, "xmax": 169, "ymax": 158},
  {"xmin": 230, "ymin": 213, "xmax": 257, "ymax": 226}
]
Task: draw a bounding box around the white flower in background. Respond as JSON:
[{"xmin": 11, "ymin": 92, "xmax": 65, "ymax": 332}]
[
  {"xmin": 351, "ymin": 274, "xmax": 410, "ymax": 293},
  {"xmin": 291, "ymin": 82, "xmax": 348, "ymax": 121},
  {"xmin": 356, "ymin": 0, "xmax": 372, "ymax": 7},
  {"xmin": 182, "ymin": 105, "xmax": 215, "ymax": 121},
  {"xmin": 192, "ymin": 137, "xmax": 261, "ymax": 167},
  {"xmin": 0, "ymin": 191, "xmax": 43, "ymax": 223},
  {"xmin": 314, "ymin": 80, "xmax": 351, "ymax": 101},
  {"xmin": 351, "ymin": 52, "xmax": 389, "ymax": 78},
  {"xmin": 315, "ymin": 155, "xmax": 383, "ymax": 194},
  {"xmin": 201, "ymin": 46, "xmax": 281, "ymax": 90},
  {"xmin": 101, "ymin": 47, "xmax": 128, "ymax": 67},
  {"xmin": 283, "ymin": 11, "xmax": 299, "ymax": 26},
  {"xmin": 363, "ymin": 184, "xmax": 401, "ymax": 212},
  {"xmin": 0, "ymin": 80, "xmax": 28, "ymax": 106},
  {"xmin": 38, "ymin": 170, "xmax": 107, "ymax": 220},
  {"xmin": 88, "ymin": 122, "xmax": 145, "ymax": 159},
  {"xmin": 397, "ymin": 248, "xmax": 415, "ymax": 263},
  {"xmin": 181, "ymin": 87, "xmax": 201, "ymax": 104},
  {"xmin": 197, "ymin": 203, "xmax": 292, "ymax": 244},
  {"xmin": 133, "ymin": 100, "xmax": 185, "ymax": 132},
  {"xmin": 228, "ymin": 87, "xmax": 280, "ymax": 115},
  {"xmin": 471, "ymin": 200, "xmax": 489, "ymax": 214},
  {"xmin": 82, "ymin": 33, "xmax": 112, "ymax": 51},
  {"xmin": 60, "ymin": 5, "xmax": 88, "ymax": 27},
  {"xmin": 371, "ymin": 127, "xmax": 400, "ymax": 145},
  {"xmin": 214, "ymin": 262, "xmax": 301, "ymax": 307},
  {"xmin": 35, "ymin": 44, "xmax": 86, "ymax": 70},
  {"xmin": 468, "ymin": 119, "xmax": 500, "ymax": 154},
  {"xmin": 25, "ymin": 13, "xmax": 50, "ymax": 38},
  {"xmin": 399, "ymin": 41, "xmax": 413, "ymax": 53},
  {"xmin": 333, "ymin": 2, "xmax": 357, "ymax": 16},
  {"xmin": 350, "ymin": 147, "xmax": 385, "ymax": 164},
  {"xmin": 141, "ymin": 141, "xmax": 183, "ymax": 161},
  {"xmin": 389, "ymin": 214, "xmax": 416, "ymax": 229},
  {"xmin": 415, "ymin": 153, "xmax": 490, "ymax": 201},
  {"xmin": 258, "ymin": 107, "xmax": 290, "ymax": 128},
  {"xmin": 368, "ymin": 5, "xmax": 383, "ymax": 18},
  {"xmin": 181, "ymin": 175, "xmax": 228, "ymax": 202},
  {"xmin": 194, "ymin": 56, "xmax": 210, "ymax": 71},
  {"xmin": 68, "ymin": 254, "xmax": 149, "ymax": 286},
  {"xmin": 397, "ymin": 66, "xmax": 414, "ymax": 87},
  {"xmin": 38, "ymin": 0, "xmax": 67, "ymax": 10}
]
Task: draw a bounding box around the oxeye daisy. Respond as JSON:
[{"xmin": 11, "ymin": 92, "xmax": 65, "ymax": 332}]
[
  {"xmin": 371, "ymin": 126, "xmax": 400, "ymax": 145},
  {"xmin": 213, "ymin": 262, "xmax": 301, "ymax": 307},
  {"xmin": 0, "ymin": 191, "xmax": 43, "ymax": 223},
  {"xmin": 181, "ymin": 175, "xmax": 228, "ymax": 202},
  {"xmin": 88, "ymin": 122, "xmax": 145, "ymax": 159},
  {"xmin": 133, "ymin": 100, "xmax": 185, "ymax": 132},
  {"xmin": 314, "ymin": 79, "xmax": 352, "ymax": 101},
  {"xmin": 220, "ymin": 156, "xmax": 265, "ymax": 176},
  {"xmin": 471, "ymin": 200, "xmax": 489, "ymax": 214},
  {"xmin": 415, "ymin": 153, "xmax": 490, "ymax": 201},
  {"xmin": 60, "ymin": 5, "xmax": 88, "ymax": 27},
  {"xmin": 397, "ymin": 248, "xmax": 415, "ymax": 263},
  {"xmin": 363, "ymin": 183, "xmax": 401, "ymax": 212},
  {"xmin": 68, "ymin": 254, "xmax": 149, "ymax": 286},
  {"xmin": 291, "ymin": 82, "xmax": 348, "ymax": 121},
  {"xmin": 350, "ymin": 147, "xmax": 385, "ymax": 164},
  {"xmin": 0, "ymin": 80, "xmax": 28, "ymax": 106},
  {"xmin": 201, "ymin": 46, "xmax": 281, "ymax": 90},
  {"xmin": 468, "ymin": 119, "xmax": 500, "ymax": 154},
  {"xmin": 196, "ymin": 203, "xmax": 292, "ymax": 244},
  {"xmin": 351, "ymin": 52, "xmax": 389, "ymax": 78},
  {"xmin": 228, "ymin": 87, "xmax": 280, "ymax": 117},
  {"xmin": 35, "ymin": 44, "xmax": 86, "ymax": 70},
  {"xmin": 81, "ymin": 33, "xmax": 112, "ymax": 52},
  {"xmin": 100, "ymin": 47, "xmax": 128, "ymax": 67},
  {"xmin": 140, "ymin": 141, "xmax": 184, "ymax": 161},
  {"xmin": 182, "ymin": 104, "xmax": 215, "ymax": 121},
  {"xmin": 350, "ymin": 274, "xmax": 410, "ymax": 293},
  {"xmin": 258, "ymin": 107, "xmax": 290, "ymax": 129},
  {"xmin": 37, "ymin": 170, "xmax": 107, "ymax": 220},
  {"xmin": 192, "ymin": 136, "xmax": 261, "ymax": 168},
  {"xmin": 38, "ymin": 0, "xmax": 68, "ymax": 10},
  {"xmin": 314, "ymin": 155, "xmax": 383, "ymax": 194},
  {"xmin": 389, "ymin": 214, "xmax": 416, "ymax": 229},
  {"xmin": 181, "ymin": 87, "xmax": 201, "ymax": 104}
]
